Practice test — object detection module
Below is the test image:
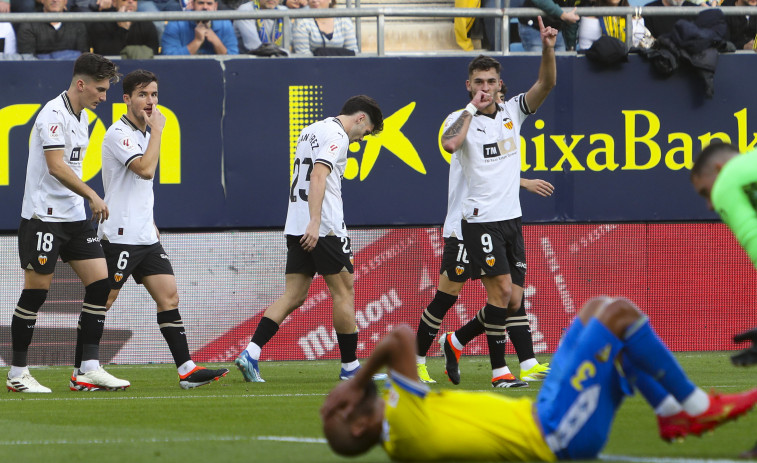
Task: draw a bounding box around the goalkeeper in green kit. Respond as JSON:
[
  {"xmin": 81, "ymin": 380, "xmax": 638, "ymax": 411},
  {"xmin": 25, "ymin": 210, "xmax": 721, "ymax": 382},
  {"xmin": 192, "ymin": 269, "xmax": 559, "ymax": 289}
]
[{"xmin": 691, "ymin": 142, "xmax": 757, "ymax": 458}]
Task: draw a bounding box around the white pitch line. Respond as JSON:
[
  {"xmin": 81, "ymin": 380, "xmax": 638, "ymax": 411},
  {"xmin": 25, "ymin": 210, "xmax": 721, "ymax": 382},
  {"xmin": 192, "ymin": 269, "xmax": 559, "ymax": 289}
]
[
  {"xmin": 0, "ymin": 392, "xmax": 325, "ymax": 402},
  {"xmin": 601, "ymin": 454, "xmax": 744, "ymax": 463},
  {"xmin": 0, "ymin": 435, "xmax": 326, "ymax": 447}
]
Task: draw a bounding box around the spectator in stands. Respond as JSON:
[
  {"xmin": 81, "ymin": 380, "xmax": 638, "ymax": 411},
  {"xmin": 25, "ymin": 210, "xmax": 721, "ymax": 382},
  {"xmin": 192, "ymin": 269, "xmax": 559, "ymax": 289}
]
[
  {"xmin": 643, "ymin": 0, "xmax": 698, "ymax": 39},
  {"xmin": 454, "ymin": 0, "xmax": 477, "ymax": 51},
  {"xmin": 3, "ymin": 0, "xmax": 39, "ymax": 13},
  {"xmin": 136, "ymin": 0, "xmax": 181, "ymax": 42},
  {"xmin": 235, "ymin": 0, "xmax": 288, "ymax": 53},
  {"xmin": 282, "ymin": 0, "xmax": 305, "ymax": 6},
  {"xmin": 0, "ymin": 21, "xmax": 19, "ymax": 58},
  {"xmin": 578, "ymin": 0, "xmax": 648, "ymax": 49},
  {"xmin": 16, "ymin": 0, "xmax": 88, "ymax": 59},
  {"xmin": 88, "ymin": 0, "xmax": 160, "ymax": 57},
  {"xmin": 67, "ymin": 0, "xmax": 112, "ymax": 11},
  {"xmin": 722, "ymin": 0, "xmax": 757, "ymax": 51},
  {"xmin": 292, "ymin": 0, "xmax": 358, "ymax": 55},
  {"xmin": 519, "ymin": 0, "xmax": 580, "ymax": 51},
  {"xmin": 161, "ymin": 0, "xmax": 239, "ymax": 54},
  {"xmin": 138, "ymin": 0, "xmax": 181, "ymax": 15}
]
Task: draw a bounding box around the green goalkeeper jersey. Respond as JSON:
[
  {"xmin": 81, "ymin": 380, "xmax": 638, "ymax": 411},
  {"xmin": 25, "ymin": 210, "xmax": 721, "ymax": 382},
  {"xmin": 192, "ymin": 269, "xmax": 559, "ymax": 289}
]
[{"xmin": 711, "ymin": 148, "xmax": 757, "ymax": 268}]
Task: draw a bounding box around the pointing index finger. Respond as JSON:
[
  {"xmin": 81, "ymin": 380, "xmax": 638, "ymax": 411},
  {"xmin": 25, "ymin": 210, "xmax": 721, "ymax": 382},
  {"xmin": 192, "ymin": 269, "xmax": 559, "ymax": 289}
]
[{"xmin": 537, "ymin": 15, "xmax": 545, "ymax": 32}]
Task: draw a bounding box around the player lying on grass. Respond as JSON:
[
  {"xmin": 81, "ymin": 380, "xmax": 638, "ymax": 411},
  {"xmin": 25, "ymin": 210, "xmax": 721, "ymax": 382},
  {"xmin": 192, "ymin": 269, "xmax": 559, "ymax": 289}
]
[{"xmin": 321, "ymin": 297, "xmax": 757, "ymax": 461}]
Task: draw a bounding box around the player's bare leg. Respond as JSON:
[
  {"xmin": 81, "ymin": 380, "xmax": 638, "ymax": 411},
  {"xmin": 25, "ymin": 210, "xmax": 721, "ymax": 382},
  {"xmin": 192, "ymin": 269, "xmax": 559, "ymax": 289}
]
[
  {"xmin": 236, "ymin": 273, "xmax": 313, "ymax": 382},
  {"xmin": 325, "ymin": 271, "xmax": 385, "ymax": 380}
]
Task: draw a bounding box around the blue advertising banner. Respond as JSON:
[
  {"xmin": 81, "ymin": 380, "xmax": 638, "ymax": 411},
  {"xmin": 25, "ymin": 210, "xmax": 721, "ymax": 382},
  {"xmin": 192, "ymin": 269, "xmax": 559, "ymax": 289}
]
[{"xmin": 2, "ymin": 54, "xmax": 755, "ymax": 231}]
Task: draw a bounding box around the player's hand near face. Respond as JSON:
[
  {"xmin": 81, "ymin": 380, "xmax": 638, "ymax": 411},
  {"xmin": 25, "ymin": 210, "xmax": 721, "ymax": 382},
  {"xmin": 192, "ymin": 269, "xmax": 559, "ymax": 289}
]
[
  {"xmin": 470, "ymin": 89, "xmax": 493, "ymax": 112},
  {"xmin": 88, "ymin": 194, "xmax": 109, "ymax": 223},
  {"xmin": 538, "ymin": 16, "xmax": 558, "ymax": 49},
  {"xmin": 142, "ymin": 105, "xmax": 166, "ymax": 132}
]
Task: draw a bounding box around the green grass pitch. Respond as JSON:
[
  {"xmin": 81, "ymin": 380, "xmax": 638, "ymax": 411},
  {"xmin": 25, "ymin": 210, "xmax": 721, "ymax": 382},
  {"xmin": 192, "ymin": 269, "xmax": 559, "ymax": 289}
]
[{"xmin": 2, "ymin": 352, "xmax": 756, "ymax": 463}]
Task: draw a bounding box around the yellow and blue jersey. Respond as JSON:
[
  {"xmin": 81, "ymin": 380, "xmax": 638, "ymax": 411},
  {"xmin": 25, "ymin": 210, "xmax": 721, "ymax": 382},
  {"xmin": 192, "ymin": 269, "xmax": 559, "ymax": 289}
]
[{"xmin": 381, "ymin": 371, "xmax": 556, "ymax": 462}]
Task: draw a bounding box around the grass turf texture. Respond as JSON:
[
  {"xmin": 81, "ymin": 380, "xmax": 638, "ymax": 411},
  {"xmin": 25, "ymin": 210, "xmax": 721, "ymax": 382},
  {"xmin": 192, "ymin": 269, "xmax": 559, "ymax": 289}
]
[{"xmin": 2, "ymin": 352, "xmax": 756, "ymax": 463}]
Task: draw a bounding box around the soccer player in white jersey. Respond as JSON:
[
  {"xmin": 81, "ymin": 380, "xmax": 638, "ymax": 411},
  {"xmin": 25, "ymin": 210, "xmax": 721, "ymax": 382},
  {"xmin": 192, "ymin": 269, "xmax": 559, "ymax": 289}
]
[
  {"xmin": 98, "ymin": 70, "xmax": 229, "ymax": 389},
  {"xmin": 434, "ymin": 17, "xmax": 558, "ymax": 388},
  {"xmin": 414, "ymin": 146, "xmax": 554, "ymax": 385},
  {"xmin": 8, "ymin": 53, "xmax": 129, "ymax": 393},
  {"xmin": 235, "ymin": 95, "xmax": 384, "ymax": 383}
]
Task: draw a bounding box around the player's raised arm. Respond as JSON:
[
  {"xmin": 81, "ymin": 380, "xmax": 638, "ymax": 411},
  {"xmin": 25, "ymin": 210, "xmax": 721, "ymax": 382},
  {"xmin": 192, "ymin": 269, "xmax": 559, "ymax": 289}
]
[{"xmin": 525, "ymin": 16, "xmax": 557, "ymax": 113}]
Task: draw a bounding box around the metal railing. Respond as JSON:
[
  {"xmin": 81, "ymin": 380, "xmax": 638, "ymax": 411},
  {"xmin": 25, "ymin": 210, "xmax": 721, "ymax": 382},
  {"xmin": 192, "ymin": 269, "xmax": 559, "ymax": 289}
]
[{"xmin": 1, "ymin": 5, "xmax": 755, "ymax": 56}]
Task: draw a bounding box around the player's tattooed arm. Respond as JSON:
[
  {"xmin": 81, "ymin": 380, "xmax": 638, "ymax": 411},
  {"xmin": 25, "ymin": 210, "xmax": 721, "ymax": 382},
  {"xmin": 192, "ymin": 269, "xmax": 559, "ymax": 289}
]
[{"xmin": 441, "ymin": 111, "xmax": 472, "ymax": 154}]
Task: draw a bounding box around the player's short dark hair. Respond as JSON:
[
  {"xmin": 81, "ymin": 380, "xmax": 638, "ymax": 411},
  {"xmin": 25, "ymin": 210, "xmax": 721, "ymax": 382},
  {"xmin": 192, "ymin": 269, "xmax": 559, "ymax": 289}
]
[
  {"xmin": 468, "ymin": 55, "xmax": 506, "ymax": 98},
  {"xmin": 691, "ymin": 141, "xmax": 739, "ymax": 178},
  {"xmin": 122, "ymin": 70, "xmax": 159, "ymax": 97},
  {"xmin": 72, "ymin": 53, "xmax": 121, "ymax": 83},
  {"xmin": 339, "ymin": 95, "xmax": 384, "ymax": 135},
  {"xmin": 468, "ymin": 54, "xmax": 501, "ymax": 76}
]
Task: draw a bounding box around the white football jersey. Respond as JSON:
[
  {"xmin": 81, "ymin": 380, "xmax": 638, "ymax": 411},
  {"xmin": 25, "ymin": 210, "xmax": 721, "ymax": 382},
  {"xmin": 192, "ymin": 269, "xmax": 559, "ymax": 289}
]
[
  {"xmin": 21, "ymin": 92, "xmax": 91, "ymax": 222},
  {"xmin": 441, "ymin": 152, "xmax": 465, "ymax": 239},
  {"xmin": 447, "ymin": 95, "xmax": 531, "ymax": 224},
  {"xmin": 284, "ymin": 117, "xmax": 349, "ymax": 238},
  {"xmin": 98, "ymin": 115, "xmax": 158, "ymax": 245}
]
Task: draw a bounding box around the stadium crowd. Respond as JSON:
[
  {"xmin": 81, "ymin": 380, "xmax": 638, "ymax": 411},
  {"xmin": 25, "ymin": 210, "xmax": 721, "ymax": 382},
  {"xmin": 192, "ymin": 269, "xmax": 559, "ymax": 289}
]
[{"xmin": 0, "ymin": 0, "xmax": 755, "ymax": 58}]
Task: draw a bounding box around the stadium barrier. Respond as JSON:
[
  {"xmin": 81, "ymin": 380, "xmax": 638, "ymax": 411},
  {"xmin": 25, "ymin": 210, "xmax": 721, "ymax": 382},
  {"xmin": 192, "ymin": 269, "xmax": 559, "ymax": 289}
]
[{"xmin": 3, "ymin": 5, "xmax": 757, "ymax": 54}]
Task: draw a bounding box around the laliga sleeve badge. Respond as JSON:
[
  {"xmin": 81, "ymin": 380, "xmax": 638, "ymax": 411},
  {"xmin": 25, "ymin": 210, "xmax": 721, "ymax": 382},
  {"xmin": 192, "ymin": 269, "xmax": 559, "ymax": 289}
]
[
  {"xmin": 120, "ymin": 137, "xmax": 136, "ymax": 151},
  {"xmin": 48, "ymin": 123, "xmax": 61, "ymax": 139}
]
